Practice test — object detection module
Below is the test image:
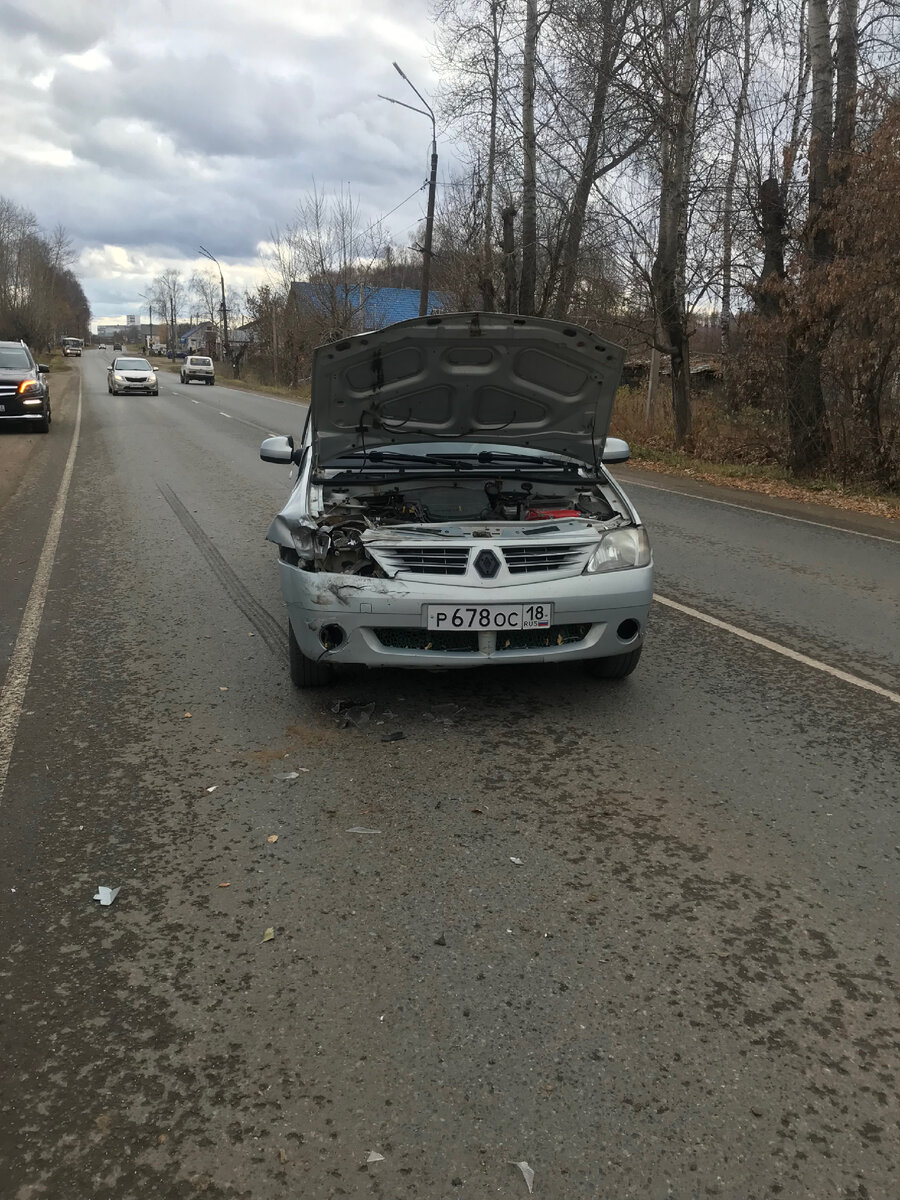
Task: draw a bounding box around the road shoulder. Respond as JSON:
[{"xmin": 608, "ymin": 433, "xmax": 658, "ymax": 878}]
[{"xmin": 615, "ymin": 462, "xmax": 899, "ymax": 540}]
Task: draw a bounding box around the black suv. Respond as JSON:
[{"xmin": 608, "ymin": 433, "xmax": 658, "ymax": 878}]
[{"xmin": 0, "ymin": 341, "xmax": 51, "ymax": 433}]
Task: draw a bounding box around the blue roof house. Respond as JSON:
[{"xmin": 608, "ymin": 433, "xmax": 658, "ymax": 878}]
[{"xmin": 291, "ymin": 282, "xmax": 447, "ymax": 335}]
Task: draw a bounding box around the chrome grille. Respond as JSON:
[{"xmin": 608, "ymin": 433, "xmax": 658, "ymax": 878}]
[
  {"xmin": 502, "ymin": 545, "xmax": 587, "ymax": 574},
  {"xmin": 377, "ymin": 547, "xmax": 470, "ymax": 575},
  {"xmin": 0, "ymin": 383, "xmax": 21, "ymax": 396}
]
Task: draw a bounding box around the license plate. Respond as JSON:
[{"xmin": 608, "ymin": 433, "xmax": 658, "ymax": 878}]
[{"xmin": 426, "ymin": 603, "xmax": 553, "ymax": 631}]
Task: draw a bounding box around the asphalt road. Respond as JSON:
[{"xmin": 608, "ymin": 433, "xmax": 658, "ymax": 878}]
[{"xmin": 1, "ymin": 355, "xmax": 898, "ymax": 1199}]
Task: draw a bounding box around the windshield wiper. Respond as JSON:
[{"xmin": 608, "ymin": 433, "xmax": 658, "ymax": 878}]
[
  {"xmin": 357, "ymin": 450, "xmax": 475, "ymax": 471},
  {"xmin": 475, "ymin": 450, "xmax": 580, "ymax": 470}
]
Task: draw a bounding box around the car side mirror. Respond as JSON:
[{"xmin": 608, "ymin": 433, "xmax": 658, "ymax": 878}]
[
  {"xmin": 260, "ymin": 435, "xmax": 295, "ymax": 464},
  {"xmin": 602, "ymin": 437, "xmax": 630, "ymax": 464},
  {"xmin": 38, "ymin": 363, "xmax": 50, "ymax": 373}
]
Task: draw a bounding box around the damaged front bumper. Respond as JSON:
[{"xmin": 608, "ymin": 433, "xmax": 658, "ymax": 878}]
[{"xmin": 279, "ymin": 560, "xmax": 652, "ymax": 670}]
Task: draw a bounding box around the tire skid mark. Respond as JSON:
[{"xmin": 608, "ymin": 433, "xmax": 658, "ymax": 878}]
[{"xmin": 156, "ymin": 481, "xmax": 284, "ymax": 656}]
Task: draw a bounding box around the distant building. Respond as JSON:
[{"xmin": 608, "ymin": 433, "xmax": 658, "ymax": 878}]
[{"xmin": 180, "ymin": 324, "xmax": 219, "ymax": 353}]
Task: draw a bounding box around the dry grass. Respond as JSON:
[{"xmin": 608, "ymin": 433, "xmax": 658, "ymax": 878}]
[{"xmin": 611, "ymin": 385, "xmax": 900, "ymax": 519}]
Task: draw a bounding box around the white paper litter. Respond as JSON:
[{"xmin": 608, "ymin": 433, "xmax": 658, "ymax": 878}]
[
  {"xmin": 366, "ymin": 1150, "xmax": 385, "ymax": 1163},
  {"xmin": 206, "ymin": 786, "xmax": 218, "ymax": 793},
  {"xmin": 509, "ymin": 1160, "xmax": 535, "ymax": 1193},
  {"xmin": 347, "ymin": 827, "xmax": 382, "ymax": 835},
  {"xmin": 277, "ymin": 771, "xmax": 300, "ymax": 781},
  {"xmin": 93, "ymin": 886, "xmax": 120, "ymax": 906},
  {"xmin": 510, "ymin": 857, "xmax": 524, "ymax": 865}
]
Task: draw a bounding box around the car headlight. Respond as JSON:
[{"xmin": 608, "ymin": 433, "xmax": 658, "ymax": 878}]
[
  {"xmin": 584, "ymin": 527, "xmax": 651, "ymax": 573},
  {"xmin": 17, "ymin": 380, "xmax": 41, "ymax": 395},
  {"xmin": 147, "ymin": 373, "xmax": 156, "ymax": 384},
  {"xmin": 114, "ymin": 373, "xmax": 124, "ymax": 382}
]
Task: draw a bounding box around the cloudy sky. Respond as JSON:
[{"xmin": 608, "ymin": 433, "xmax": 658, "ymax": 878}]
[{"xmin": 1, "ymin": 0, "xmax": 449, "ymax": 324}]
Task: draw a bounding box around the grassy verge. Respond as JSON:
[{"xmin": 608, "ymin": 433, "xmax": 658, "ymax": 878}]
[
  {"xmin": 152, "ymin": 359, "xmax": 310, "ymax": 404},
  {"xmin": 623, "ymin": 444, "xmax": 900, "ymax": 520},
  {"xmin": 612, "ymin": 386, "xmax": 898, "ymax": 520}
]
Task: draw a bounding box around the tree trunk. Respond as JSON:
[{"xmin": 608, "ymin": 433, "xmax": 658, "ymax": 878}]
[
  {"xmin": 652, "ymin": 0, "xmax": 700, "ymax": 450},
  {"xmin": 501, "ymin": 204, "xmax": 518, "ymax": 313},
  {"xmin": 787, "ymin": 0, "xmax": 832, "ymax": 473},
  {"xmin": 721, "ymin": 0, "xmax": 753, "ymax": 409},
  {"xmin": 834, "ymin": 0, "xmax": 858, "ymax": 162},
  {"xmin": 518, "ymin": 0, "xmax": 538, "ymax": 316},
  {"xmin": 481, "ymin": 2, "xmax": 503, "ymax": 311},
  {"xmin": 550, "ymin": 58, "xmax": 610, "ymax": 318}
]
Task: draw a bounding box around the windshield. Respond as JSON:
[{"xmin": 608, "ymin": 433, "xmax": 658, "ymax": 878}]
[
  {"xmin": 0, "ymin": 348, "xmax": 32, "ymax": 370},
  {"xmin": 114, "ymin": 358, "xmax": 151, "ymax": 370}
]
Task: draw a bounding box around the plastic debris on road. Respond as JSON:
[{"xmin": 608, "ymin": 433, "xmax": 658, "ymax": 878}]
[
  {"xmin": 366, "ymin": 1151, "xmax": 385, "ymax": 1163},
  {"xmin": 206, "ymin": 786, "xmax": 218, "ymax": 793},
  {"xmin": 510, "ymin": 857, "xmax": 525, "ymax": 866},
  {"xmin": 93, "ymin": 886, "xmax": 120, "ymax": 906},
  {"xmin": 509, "ymin": 1161, "xmax": 535, "ymax": 1193},
  {"xmin": 333, "ymin": 700, "xmax": 376, "ymax": 728},
  {"xmin": 434, "ymin": 932, "xmax": 447, "ymax": 946},
  {"xmin": 277, "ymin": 771, "xmax": 300, "ymax": 781},
  {"xmin": 261, "ymin": 927, "xmax": 275, "ymax": 942},
  {"xmin": 381, "ymin": 731, "xmax": 405, "ymax": 742},
  {"xmin": 347, "ymin": 827, "xmax": 381, "ymax": 835},
  {"xmin": 267, "ymin": 834, "xmax": 279, "ymax": 843}
]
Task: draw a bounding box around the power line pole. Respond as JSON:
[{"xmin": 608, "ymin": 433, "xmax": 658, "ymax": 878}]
[
  {"xmin": 198, "ymin": 246, "xmax": 230, "ymax": 367},
  {"xmin": 379, "ymin": 62, "xmax": 438, "ymax": 317}
]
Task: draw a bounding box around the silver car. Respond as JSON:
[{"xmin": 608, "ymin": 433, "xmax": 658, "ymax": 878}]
[
  {"xmin": 107, "ymin": 356, "xmax": 158, "ymax": 395},
  {"xmin": 260, "ymin": 312, "xmax": 653, "ymax": 687}
]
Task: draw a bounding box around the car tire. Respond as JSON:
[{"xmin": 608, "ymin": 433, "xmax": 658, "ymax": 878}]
[
  {"xmin": 207, "ymin": 378, "xmax": 214, "ymax": 385},
  {"xmin": 35, "ymin": 410, "xmax": 50, "ymax": 433},
  {"xmin": 288, "ymin": 622, "xmax": 334, "ymax": 688},
  {"xmin": 151, "ymin": 389, "xmax": 159, "ymax": 396},
  {"xmin": 583, "ymin": 645, "xmax": 643, "ymax": 680}
]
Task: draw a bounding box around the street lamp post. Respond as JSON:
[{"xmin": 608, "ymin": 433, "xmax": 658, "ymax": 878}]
[
  {"xmin": 379, "ymin": 62, "xmax": 438, "ymax": 318},
  {"xmin": 198, "ymin": 246, "xmax": 230, "ymax": 367},
  {"xmin": 139, "ymin": 291, "xmax": 153, "ymax": 351}
]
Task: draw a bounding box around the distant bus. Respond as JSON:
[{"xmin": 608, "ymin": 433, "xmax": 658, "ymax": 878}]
[{"xmin": 62, "ymin": 337, "xmax": 84, "ymax": 357}]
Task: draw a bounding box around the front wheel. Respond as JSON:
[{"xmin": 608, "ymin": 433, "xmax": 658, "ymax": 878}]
[
  {"xmin": 207, "ymin": 378, "xmax": 214, "ymax": 385},
  {"xmin": 583, "ymin": 645, "xmax": 643, "ymax": 680},
  {"xmin": 151, "ymin": 389, "xmax": 159, "ymax": 396},
  {"xmin": 288, "ymin": 622, "xmax": 334, "ymax": 688}
]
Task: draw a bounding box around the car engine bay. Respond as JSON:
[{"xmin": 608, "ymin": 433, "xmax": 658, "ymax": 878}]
[{"xmin": 290, "ymin": 476, "xmax": 629, "ymax": 574}]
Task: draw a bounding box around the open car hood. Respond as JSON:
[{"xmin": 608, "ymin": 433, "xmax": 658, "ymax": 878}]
[{"xmin": 310, "ymin": 311, "xmax": 625, "ymax": 469}]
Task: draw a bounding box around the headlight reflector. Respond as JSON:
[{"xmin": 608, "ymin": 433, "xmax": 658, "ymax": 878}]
[
  {"xmin": 17, "ymin": 380, "xmax": 41, "ymax": 395},
  {"xmin": 584, "ymin": 527, "xmax": 651, "ymax": 573}
]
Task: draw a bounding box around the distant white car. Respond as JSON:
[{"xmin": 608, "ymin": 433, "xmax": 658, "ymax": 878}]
[{"xmin": 180, "ymin": 355, "xmax": 215, "ymax": 385}]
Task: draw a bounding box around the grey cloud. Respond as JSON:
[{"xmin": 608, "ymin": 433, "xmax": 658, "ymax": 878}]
[{"xmin": 0, "ymin": 0, "xmax": 446, "ymax": 317}]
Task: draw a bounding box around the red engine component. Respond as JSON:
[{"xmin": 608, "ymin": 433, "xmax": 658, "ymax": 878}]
[{"xmin": 525, "ymin": 507, "xmax": 582, "ymax": 520}]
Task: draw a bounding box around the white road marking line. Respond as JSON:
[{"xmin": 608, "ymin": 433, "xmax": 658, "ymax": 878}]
[
  {"xmin": 655, "ymin": 593, "xmax": 900, "ymax": 705},
  {"xmin": 191, "ymin": 399, "xmax": 199, "ymax": 404},
  {"xmin": 0, "ymin": 381, "xmax": 83, "ymax": 797},
  {"xmin": 624, "ymin": 477, "xmax": 899, "ymax": 544},
  {"xmin": 219, "ymin": 412, "xmax": 232, "ymax": 418}
]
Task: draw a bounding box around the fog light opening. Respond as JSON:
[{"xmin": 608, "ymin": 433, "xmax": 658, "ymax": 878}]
[
  {"xmin": 320, "ymin": 624, "xmax": 346, "ymax": 650},
  {"xmin": 617, "ymin": 619, "xmax": 640, "ymax": 642}
]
